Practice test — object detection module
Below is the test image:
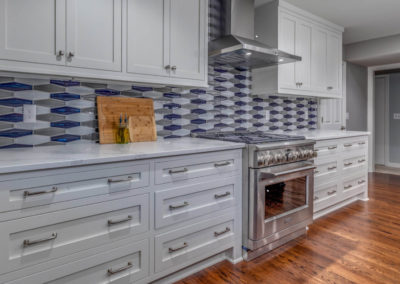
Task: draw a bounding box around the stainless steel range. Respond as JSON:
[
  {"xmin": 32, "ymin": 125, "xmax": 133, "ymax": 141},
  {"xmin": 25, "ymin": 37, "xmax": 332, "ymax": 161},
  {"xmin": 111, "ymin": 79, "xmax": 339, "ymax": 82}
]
[{"xmin": 194, "ymin": 131, "xmax": 317, "ymax": 260}]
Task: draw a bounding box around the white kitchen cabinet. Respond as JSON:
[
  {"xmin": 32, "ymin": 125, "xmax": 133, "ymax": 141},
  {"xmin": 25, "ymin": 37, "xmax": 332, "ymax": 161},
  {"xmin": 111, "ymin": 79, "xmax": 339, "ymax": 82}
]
[
  {"xmin": 0, "ymin": 0, "xmax": 65, "ymax": 65},
  {"xmin": 0, "ymin": 0, "xmax": 207, "ymax": 87},
  {"xmin": 313, "ymin": 136, "xmax": 369, "ymax": 219},
  {"xmin": 0, "ymin": 149, "xmax": 242, "ymax": 284},
  {"xmin": 127, "ymin": 0, "xmax": 207, "ymax": 82},
  {"xmin": 126, "ymin": 0, "xmax": 167, "ymax": 77},
  {"xmin": 65, "ymin": 0, "xmax": 122, "ymax": 71},
  {"xmin": 253, "ymin": 0, "xmax": 343, "ymax": 98},
  {"xmin": 169, "ymin": 0, "xmax": 206, "ymax": 80}
]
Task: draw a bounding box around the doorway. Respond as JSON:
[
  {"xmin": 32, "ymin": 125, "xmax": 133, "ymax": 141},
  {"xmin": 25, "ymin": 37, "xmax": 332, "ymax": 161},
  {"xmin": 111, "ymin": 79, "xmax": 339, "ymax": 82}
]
[{"xmin": 374, "ymin": 73, "xmax": 400, "ymax": 174}]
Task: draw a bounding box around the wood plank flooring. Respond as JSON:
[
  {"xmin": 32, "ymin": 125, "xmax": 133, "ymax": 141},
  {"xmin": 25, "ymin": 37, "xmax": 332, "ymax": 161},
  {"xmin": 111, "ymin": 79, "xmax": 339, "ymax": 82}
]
[{"xmin": 176, "ymin": 173, "xmax": 400, "ymax": 284}]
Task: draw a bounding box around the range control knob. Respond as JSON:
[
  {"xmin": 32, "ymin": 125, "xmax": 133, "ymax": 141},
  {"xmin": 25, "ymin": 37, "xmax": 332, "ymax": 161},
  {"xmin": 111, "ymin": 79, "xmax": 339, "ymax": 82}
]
[
  {"xmin": 264, "ymin": 154, "xmax": 274, "ymax": 165},
  {"xmin": 257, "ymin": 154, "xmax": 265, "ymax": 166},
  {"xmin": 275, "ymin": 153, "xmax": 286, "ymax": 163},
  {"xmin": 287, "ymin": 152, "xmax": 295, "ymax": 162}
]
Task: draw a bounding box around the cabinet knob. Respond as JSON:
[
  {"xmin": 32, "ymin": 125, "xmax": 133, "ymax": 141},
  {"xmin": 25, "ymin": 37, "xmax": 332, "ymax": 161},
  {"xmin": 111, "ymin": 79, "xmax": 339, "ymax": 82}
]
[
  {"xmin": 327, "ymin": 86, "xmax": 333, "ymax": 90},
  {"xmin": 57, "ymin": 50, "xmax": 64, "ymax": 57},
  {"xmin": 68, "ymin": 52, "xmax": 75, "ymax": 58},
  {"xmin": 171, "ymin": 66, "xmax": 177, "ymax": 71},
  {"xmin": 165, "ymin": 65, "xmax": 171, "ymax": 70}
]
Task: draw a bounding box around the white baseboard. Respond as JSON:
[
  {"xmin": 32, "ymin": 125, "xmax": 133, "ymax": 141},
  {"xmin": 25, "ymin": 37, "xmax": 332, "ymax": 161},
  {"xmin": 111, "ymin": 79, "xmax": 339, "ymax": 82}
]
[{"xmin": 227, "ymin": 256, "xmax": 243, "ymax": 264}]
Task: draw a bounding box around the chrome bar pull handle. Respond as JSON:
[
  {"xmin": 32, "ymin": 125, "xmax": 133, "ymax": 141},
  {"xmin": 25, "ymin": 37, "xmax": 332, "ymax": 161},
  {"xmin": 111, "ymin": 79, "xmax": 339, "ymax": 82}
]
[
  {"xmin": 107, "ymin": 262, "xmax": 133, "ymax": 276},
  {"xmin": 24, "ymin": 187, "xmax": 58, "ymax": 198},
  {"xmin": 327, "ymin": 166, "xmax": 337, "ymax": 171},
  {"xmin": 23, "ymin": 233, "xmax": 57, "ymax": 247},
  {"xmin": 214, "ymin": 227, "xmax": 231, "ymax": 237},
  {"xmin": 344, "ymin": 162, "xmax": 353, "ymax": 166},
  {"xmin": 328, "ymin": 146, "xmax": 337, "ymax": 150},
  {"xmin": 108, "ymin": 176, "xmax": 133, "ymax": 183},
  {"xmin": 358, "ymin": 141, "xmax": 366, "ymax": 145},
  {"xmin": 169, "ymin": 201, "xmax": 189, "ymax": 210},
  {"xmin": 358, "ymin": 159, "xmax": 366, "ymax": 163},
  {"xmin": 214, "ymin": 161, "xmax": 231, "ymax": 167},
  {"xmin": 358, "ymin": 180, "xmax": 366, "ymax": 184},
  {"xmin": 168, "ymin": 168, "xmax": 188, "ymax": 175},
  {"xmin": 168, "ymin": 242, "xmax": 188, "ymax": 253},
  {"xmin": 344, "ymin": 185, "xmax": 352, "ymax": 189},
  {"xmin": 214, "ymin": 192, "xmax": 231, "ymax": 199},
  {"xmin": 107, "ymin": 215, "xmax": 132, "ymax": 226},
  {"xmin": 327, "ymin": 190, "xmax": 337, "ymax": 195},
  {"xmin": 344, "ymin": 143, "xmax": 353, "ymax": 147}
]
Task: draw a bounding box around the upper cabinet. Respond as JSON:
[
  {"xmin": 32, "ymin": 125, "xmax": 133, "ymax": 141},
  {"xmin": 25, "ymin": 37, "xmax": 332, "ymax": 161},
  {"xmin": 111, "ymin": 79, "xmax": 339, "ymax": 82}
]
[
  {"xmin": 127, "ymin": 0, "xmax": 206, "ymax": 82},
  {"xmin": 0, "ymin": 0, "xmax": 208, "ymax": 87},
  {"xmin": 0, "ymin": 0, "xmax": 65, "ymax": 66},
  {"xmin": 253, "ymin": 0, "xmax": 344, "ymax": 98}
]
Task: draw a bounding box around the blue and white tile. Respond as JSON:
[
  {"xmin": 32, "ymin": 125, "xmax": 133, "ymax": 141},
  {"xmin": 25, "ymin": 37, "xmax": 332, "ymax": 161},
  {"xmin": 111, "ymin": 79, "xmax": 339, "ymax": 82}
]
[
  {"xmin": 66, "ymin": 86, "xmax": 94, "ymax": 96},
  {"xmin": 66, "ymin": 99, "xmax": 95, "ymax": 109},
  {"xmin": 14, "ymin": 121, "xmax": 50, "ymax": 130},
  {"xmin": 14, "ymin": 90, "xmax": 50, "ymax": 100},
  {"xmin": 15, "ymin": 135, "xmax": 50, "ymax": 145},
  {"xmin": 66, "ymin": 126, "xmax": 94, "ymax": 136},
  {"xmin": 66, "ymin": 113, "xmax": 94, "ymax": 122}
]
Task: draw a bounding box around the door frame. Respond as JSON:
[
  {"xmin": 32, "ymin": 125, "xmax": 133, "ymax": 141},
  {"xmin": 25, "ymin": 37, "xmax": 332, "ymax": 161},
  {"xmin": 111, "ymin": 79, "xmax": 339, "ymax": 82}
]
[{"xmin": 367, "ymin": 62, "xmax": 400, "ymax": 172}]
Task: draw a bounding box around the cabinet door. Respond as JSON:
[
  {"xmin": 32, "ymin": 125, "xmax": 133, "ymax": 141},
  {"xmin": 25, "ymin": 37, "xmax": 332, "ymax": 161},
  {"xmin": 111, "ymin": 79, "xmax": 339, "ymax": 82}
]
[
  {"xmin": 326, "ymin": 32, "xmax": 342, "ymax": 96},
  {"xmin": 126, "ymin": 0, "xmax": 169, "ymax": 77},
  {"xmin": 295, "ymin": 20, "xmax": 312, "ymax": 90},
  {"xmin": 66, "ymin": 0, "xmax": 122, "ymax": 71},
  {"xmin": 320, "ymin": 98, "xmax": 343, "ymax": 130},
  {"xmin": 278, "ymin": 11, "xmax": 297, "ymax": 89},
  {"xmin": 169, "ymin": 0, "xmax": 206, "ymax": 81},
  {"xmin": 311, "ymin": 27, "xmax": 328, "ymax": 93},
  {"xmin": 0, "ymin": 0, "xmax": 65, "ymax": 65}
]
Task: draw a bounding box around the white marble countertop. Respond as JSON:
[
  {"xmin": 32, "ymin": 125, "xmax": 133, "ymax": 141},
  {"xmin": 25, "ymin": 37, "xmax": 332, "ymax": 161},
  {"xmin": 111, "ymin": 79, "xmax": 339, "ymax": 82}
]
[
  {"xmin": 274, "ymin": 129, "xmax": 370, "ymax": 141},
  {"xmin": 0, "ymin": 137, "xmax": 245, "ymax": 174}
]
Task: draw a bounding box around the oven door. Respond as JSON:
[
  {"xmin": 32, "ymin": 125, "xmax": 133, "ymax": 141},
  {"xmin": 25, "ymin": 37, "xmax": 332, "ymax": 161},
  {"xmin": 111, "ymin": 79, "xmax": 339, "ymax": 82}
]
[{"xmin": 248, "ymin": 162, "xmax": 315, "ymax": 243}]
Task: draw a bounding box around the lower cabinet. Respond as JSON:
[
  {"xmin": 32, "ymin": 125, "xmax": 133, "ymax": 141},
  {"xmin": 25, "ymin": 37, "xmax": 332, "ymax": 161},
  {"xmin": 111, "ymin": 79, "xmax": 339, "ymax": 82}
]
[
  {"xmin": 0, "ymin": 149, "xmax": 242, "ymax": 283},
  {"xmin": 313, "ymin": 136, "xmax": 369, "ymax": 218}
]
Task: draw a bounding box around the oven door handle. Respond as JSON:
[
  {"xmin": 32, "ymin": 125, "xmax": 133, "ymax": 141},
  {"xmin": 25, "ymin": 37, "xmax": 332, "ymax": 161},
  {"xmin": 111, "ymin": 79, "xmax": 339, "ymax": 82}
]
[{"xmin": 259, "ymin": 164, "xmax": 316, "ymax": 179}]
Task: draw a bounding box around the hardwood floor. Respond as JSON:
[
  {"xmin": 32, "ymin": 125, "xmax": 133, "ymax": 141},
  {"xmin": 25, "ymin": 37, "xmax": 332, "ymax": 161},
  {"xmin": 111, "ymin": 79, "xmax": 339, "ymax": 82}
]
[{"xmin": 176, "ymin": 173, "xmax": 400, "ymax": 284}]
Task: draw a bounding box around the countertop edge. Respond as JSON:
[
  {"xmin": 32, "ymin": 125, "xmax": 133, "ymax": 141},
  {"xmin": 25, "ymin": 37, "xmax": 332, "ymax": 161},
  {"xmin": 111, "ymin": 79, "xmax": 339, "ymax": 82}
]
[{"xmin": 0, "ymin": 143, "xmax": 245, "ymax": 175}]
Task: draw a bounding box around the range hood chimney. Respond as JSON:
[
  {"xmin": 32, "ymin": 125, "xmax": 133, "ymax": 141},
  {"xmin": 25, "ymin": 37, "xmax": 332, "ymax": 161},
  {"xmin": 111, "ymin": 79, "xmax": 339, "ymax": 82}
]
[{"xmin": 209, "ymin": 0, "xmax": 301, "ymax": 69}]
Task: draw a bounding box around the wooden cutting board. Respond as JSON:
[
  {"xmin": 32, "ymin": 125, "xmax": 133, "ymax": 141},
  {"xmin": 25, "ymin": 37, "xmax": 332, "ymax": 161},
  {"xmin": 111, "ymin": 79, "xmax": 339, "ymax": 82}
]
[{"xmin": 97, "ymin": 96, "xmax": 157, "ymax": 144}]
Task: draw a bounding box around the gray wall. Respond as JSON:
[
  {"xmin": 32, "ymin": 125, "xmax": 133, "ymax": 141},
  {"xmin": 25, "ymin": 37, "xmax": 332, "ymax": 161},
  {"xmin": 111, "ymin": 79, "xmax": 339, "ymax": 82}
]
[
  {"xmin": 346, "ymin": 62, "xmax": 368, "ymax": 131},
  {"xmin": 389, "ymin": 74, "xmax": 400, "ymax": 163}
]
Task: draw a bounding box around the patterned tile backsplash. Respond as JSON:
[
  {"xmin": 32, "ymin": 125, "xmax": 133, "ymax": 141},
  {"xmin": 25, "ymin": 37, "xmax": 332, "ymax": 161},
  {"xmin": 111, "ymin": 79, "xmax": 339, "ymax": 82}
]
[{"xmin": 0, "ymin": 66, "xmax": 318, "ymax": 148}]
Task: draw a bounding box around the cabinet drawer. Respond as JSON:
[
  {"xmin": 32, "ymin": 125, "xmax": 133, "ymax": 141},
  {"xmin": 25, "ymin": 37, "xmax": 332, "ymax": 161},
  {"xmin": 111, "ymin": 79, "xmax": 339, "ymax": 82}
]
[
  {"xmin": 343, "ymin": 154, "xmax": 367, "ymax": 174},
  {"xmin": 342, "ymin": 174, "xmax": 368, "ymax": 200},
  {"xmin": 342, "ymin": 138, "xmax": 367, "ymax": 152},
  {"xmin": 0, "ymin": 163, "xmax": 149, "ymax": 214},
  {"xmin": 0, "ymin": 194, "xmax": 149, "ymax": 275},
  {"xmin": 155, "ymin": 177, "xmax": 237, "ymax": 229},
  {"xmin": 314, "ymin": 159, "xmax": 338, "ymax": 186},
  {"xmin": 154, "ymin": 215, "xmax": 235, "ymax": 273},
  {"xmin": 5, "ymin": 239, "xmax": 149, "ymax": 284},
  {"xmin": 314, "ymin": 142, "xmax": 339, "ymax": 158},
  {"xmin": 155, "ymin": 152, "xmax": 240, "ymax": 185},
  {"xmin": 314, "ymin": 182, "xmax": 339, "ymax": 212}
]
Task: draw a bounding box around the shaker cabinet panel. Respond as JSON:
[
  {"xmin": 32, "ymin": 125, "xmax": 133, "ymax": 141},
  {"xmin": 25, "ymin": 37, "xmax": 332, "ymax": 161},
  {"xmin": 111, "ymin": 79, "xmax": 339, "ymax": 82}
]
[
  {"xmin": 278, "ymin": 11, "xmax": 297, "ymax": 89},
  {"xmin": 326, "ymin": 32, "xmax": 342, "ymax": 96},
  {"xmin": 169, "ymin": 0, "xmax": 206, "ymax": 80},
  {"xmin": 295, "ymin": 20, "xmax": 312, "ymax": 90},
  {"xmin": 126, "ymin": 0, "xmax": 169, "ymax": 77},
  {"xmin": 0, "ymin": 0, "xmax": 65, "ymax": 65},
  {"xmin": 311, "ymin": 27, "xmax": 328, "ymax": 93},
  {"xmin": 66, "ymin": 0, "xmax": 122, "ymax": 71}
]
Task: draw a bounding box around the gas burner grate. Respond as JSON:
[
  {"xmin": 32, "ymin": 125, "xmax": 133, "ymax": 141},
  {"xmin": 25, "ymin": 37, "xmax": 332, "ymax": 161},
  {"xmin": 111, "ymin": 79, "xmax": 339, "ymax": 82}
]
[{"xmin": 194, "ymin": 131, "xmax": 306, "ymax": 144}]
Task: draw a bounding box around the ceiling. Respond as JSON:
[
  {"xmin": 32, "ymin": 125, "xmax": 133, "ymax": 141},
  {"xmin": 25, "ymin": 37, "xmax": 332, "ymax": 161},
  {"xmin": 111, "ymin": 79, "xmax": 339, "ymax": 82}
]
[{"xmin": 255, "ymin": 0, "xmax": 400, "ymax": 44}]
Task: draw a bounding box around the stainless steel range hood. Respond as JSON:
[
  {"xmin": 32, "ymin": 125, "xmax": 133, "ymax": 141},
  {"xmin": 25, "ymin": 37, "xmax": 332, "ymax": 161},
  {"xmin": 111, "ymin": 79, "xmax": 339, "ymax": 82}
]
[{"xmin": 209, "ymin": 0, "xmax": 301, "ymax": 68}]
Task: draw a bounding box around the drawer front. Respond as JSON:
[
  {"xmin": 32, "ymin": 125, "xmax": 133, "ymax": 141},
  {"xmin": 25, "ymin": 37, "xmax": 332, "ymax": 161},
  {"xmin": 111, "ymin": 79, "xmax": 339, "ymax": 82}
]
[
  {"xmin": 342, "ymin": 137, "xmax": 368, "ymax": 152},
  {"xmin": 155, "ymin": 151, "xmax": 240, "ymax": 185},
  {"xmin": 0, "ymin": 194, "xmax": 149, "ymax": 274},
  {"xmin": 0, "ymin": 163, "xmax": 150, "ymax": 213},
  {"xmin": 314, "ymin": 182, "xmax": 339, "ymax": 212},
  {"xmin": 314, "ymin": 159, "xmax": 338, "ymax": 186},
  {"xmin": 155, "ymin": 177, "xmax": 237, "ymax": 229},
  {"xmin": 5, "ymin": 239, "xmax": 149, "ymax": 284},
  {"xmin": 343, "ymin": 154, "xmax": 367, "ymax": 175},
  {"xmin": 154, "ymin": 215, "xmax": 235, "ymax": 273},
  {"xmin": 342, "ymin": 174, "xmax": 368, "ymax": 200},
  {"xmin": 315, "ymin": 142, "xmax": 339, "ymax": 158}
]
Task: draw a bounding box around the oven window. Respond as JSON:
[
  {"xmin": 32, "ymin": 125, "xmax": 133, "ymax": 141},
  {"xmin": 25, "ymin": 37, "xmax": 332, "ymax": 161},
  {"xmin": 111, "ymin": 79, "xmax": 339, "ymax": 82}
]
[{"xmin": 265, "ymin": 176, "xmax": 307, "ymax": 219}]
